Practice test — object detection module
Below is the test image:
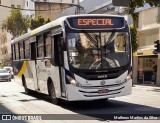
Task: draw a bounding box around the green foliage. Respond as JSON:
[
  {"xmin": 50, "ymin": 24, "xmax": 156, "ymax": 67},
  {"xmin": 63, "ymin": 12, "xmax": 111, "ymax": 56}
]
[
  {"xmin": 30, "ymin": 16, "xmax": 51, "ymax": 30},
  {"xmin": 130, "ymin": 24, "xmax": 138, "ymax": 53},
  {"xmin": 2, "ymin": 9, "xmax": 29, "ymax": 38}
]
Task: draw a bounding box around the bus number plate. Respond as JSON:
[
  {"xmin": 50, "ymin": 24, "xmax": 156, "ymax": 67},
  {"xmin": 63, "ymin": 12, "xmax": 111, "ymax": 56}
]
[{"xmin": 98, "ymin": 89, "xmax": 108, "ymax": 94}]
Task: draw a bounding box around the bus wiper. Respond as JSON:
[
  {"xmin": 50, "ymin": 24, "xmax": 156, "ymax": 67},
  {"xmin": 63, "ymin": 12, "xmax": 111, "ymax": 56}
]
[
  {"xmin": 104, "ymin": 32, "xmax": 115, "ymax": 58},
  {"xmin": 105, "ymin": 32, "xmax": 115, "ymax": 45},
  {"xmin": 84, "ymin": 33, "xmax": 98, "ymax": 47}
]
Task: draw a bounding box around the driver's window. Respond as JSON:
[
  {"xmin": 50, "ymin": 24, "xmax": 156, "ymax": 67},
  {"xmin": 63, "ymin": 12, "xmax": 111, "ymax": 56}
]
[{"xmin": 115, "ymin": 33, "xmax": 126, "ymax": 52}]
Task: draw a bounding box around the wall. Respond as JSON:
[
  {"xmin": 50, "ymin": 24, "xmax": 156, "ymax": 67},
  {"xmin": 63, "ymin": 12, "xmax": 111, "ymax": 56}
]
[
  {"xmin": 139, "ymin": 7, "xmax": 160, "ymax": 31},
  {"xmin": 35, "ymin": 2, "xmax": 72, "ymax": 20}
]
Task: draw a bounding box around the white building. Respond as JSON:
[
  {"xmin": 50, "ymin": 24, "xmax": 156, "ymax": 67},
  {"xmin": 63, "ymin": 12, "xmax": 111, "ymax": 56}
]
[{"xmin": 22, "ymin": 0, "xmax": 35, "ymax": 18}]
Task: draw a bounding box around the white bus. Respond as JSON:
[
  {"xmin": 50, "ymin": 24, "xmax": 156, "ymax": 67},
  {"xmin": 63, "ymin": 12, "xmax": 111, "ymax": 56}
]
[{"xmin": 11, "ymin": 14, "xmax": 132, "ymax": 104}]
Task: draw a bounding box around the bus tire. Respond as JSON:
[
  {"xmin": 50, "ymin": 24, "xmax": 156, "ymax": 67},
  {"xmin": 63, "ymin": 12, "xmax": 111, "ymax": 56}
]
[
  {"xmin": 49, "ymin": 82, "xmax": 60, "ymax": 105},
  {"xmin": 22, "ymin": 76, "xmax": 30, "ymax": 94}
]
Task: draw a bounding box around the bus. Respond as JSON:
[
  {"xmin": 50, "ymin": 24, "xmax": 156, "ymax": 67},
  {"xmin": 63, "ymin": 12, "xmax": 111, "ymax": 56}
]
[{"xmin": 11, "ymin": 14, "xmax": 132, "ymax": 104}]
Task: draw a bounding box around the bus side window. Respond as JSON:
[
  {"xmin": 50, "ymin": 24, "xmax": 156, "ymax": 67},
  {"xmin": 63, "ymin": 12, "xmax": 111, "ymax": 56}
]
[
  {"xmin": 24, "ymin": 39, "xmax": 30, "ymax": 59},
  {"xmin": 37, "ymin": 35, "xmax": 44, "ymax": 58},
  {"xmin": 15, "ymin": 43, "xmax": 19, "ymax": 60},
  {"xmin": 52, "ymin": 33, "xmax": 63, "ymax": 66},
  {"xmin": 11, "ymin": 44, "xmax": 16, "ymax": 60},
  {"xmin": 44, "ymin": 32, "xmax": 51, "ymax": 57}
]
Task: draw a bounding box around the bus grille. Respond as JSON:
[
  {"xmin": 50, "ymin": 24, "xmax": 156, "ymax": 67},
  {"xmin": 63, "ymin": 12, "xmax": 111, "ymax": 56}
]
[{"xmin": 78, "ymin": 86, "xmax": 124, "ymax": 97}]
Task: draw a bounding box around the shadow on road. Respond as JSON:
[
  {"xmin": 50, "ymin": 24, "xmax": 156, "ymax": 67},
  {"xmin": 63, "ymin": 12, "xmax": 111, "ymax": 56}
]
[
  {"xmin": 0, "ymin": 103, "xmax": 27, "ymax": 123},
  {"xmin": 150, "ymin": 88, "xmax": 160, "ymax": 92},
  {"xmin": 21, "ymin": 90, "xmax": 160, "ymax": 121}
]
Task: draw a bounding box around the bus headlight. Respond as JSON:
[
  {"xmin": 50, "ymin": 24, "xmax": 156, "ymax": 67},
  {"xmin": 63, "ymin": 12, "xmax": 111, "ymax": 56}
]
[
  {"xmin": 66, "ymin": 75, "xmax": 82, "ymax": 87},
  {"xmin": 122, "ymin": 72, "xmax": 132, "ymax": 83}
]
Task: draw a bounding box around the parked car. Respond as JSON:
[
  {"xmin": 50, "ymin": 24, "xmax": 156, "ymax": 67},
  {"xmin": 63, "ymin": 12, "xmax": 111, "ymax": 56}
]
[
  {"xmin": 0, "ymin": 69, "xmax": 11, "ymax": 81},
  {"xmin": 3, "ymin": 66, "xmax": 14, "ymax": 79}
]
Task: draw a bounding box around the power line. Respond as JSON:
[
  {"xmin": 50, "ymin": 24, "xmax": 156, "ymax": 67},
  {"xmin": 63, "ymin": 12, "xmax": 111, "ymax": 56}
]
[{"xmin": 0, "ymin": 3, "xmax": 75, "ymax": 11}]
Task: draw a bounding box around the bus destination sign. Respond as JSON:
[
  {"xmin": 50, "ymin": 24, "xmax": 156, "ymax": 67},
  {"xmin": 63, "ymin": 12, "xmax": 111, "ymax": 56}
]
[{"xmin": 67, "ymin": 16, "xmax": 125, "ymax": 29}]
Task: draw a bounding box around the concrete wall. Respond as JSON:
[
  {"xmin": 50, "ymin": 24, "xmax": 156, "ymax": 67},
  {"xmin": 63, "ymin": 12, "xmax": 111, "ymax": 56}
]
[
  {"xmin": 35, "ymin": 2, "xmax": 72, "ymax": 20},
  {"xmin": 139, "ymin": 7, "xmax": 160, "ymax": 31},
  {"xmin": 138, "ymin": 28, "xmax": 159, "ymax": 47}
]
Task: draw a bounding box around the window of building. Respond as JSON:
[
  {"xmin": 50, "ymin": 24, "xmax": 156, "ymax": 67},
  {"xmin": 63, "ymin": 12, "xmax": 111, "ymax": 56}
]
[
  {"xmin": 19, "ymin": 41, "xmax": 24, "ymax": 59},
  {"xmin": 11, "ymin": 4, "xmax": 15, "ymax": 8},
  {"xmin": 27, "ymin": 1, "xmax": 28, "ymax": 7},
  {"xmin": 4, "ymin": 49, "xmax": 8, "ymax": 54},
  {"xmin": 44, "ymin": 32, "xmax": 51, "ymax": 57},
  {"xmin": 144, "ymin": 58, "xmax": 152, "ymax": 67},
  {"xmin": 17, "ymin": 5, "xmax": 21, "ymax": 8},
  {"xmin": 37, "ymin": 35, "xmax": 44, "ymax": 58},
  {"xmin": 24, "ymin": 39, "xmax": 30, "ymax": 59},
  {"xmin": 72, "ymin": 0, "xmax": 75, "ymax": 3}
]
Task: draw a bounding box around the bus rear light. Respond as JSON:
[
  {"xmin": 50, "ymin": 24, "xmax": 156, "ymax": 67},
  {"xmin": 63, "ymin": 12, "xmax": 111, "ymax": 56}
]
[{"xmin": 66, "ymin": 75, "xmax": 82, "ymax": 87}]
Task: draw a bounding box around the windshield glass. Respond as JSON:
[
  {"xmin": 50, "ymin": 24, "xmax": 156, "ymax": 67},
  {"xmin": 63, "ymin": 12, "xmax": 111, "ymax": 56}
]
[
  {"xmin": 0, "ymin": 69, "xmax": 8, "ymax": 73},
  {"xmin": 67, "ymin": 32, "xmax": 130, "ymax": 70},
  {"xmin": 4, "ymin": 68, "xmax": 10, "ymax": 71}
]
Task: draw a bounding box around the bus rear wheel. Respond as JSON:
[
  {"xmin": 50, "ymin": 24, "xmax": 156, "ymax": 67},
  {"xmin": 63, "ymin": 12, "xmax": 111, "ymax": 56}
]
[{"xmin": 49, "ymin": 82, "xmax": 60, "ymax": 105}]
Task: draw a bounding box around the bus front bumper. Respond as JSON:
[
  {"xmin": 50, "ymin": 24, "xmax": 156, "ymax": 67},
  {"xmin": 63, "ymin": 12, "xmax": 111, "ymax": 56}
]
[{"xmin": 66, "ymin": 80, "xmax": 132, "ymax": 101}]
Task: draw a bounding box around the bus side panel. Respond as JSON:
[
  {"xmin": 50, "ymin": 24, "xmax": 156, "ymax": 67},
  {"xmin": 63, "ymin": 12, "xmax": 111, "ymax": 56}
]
[
  {"xmin": 36, "ymin": 59, "xmax": 61, "ymax": 97},
  {"xmin": 25, "ymin": 61, "xmax": 38, "ymax": 91},
  {"xmin": 13, "ymin": 60, "xmax": 36, "ymax": 91},
  {"xmin": 36, "ymin": 60, "xmax": 48, "ymax": 94}
]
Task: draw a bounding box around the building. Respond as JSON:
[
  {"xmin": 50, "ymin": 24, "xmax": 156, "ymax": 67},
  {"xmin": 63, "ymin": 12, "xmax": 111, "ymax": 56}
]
[
  {"xmin": 58, "ymin": 0, "xmax": 133, "ymax": 25},
  {"xmin": 22, "ymin": 0, "xmax": 78, "ymax": 20},
  {"xmin": 0, "ymin": 0, "xmax": 77, "ymax": 65},
  {"xmin": 22, "ymin": 0, "xmax": 35, "ymax": 19},
  {"xmin": 133, "ymin": 6, "xmax": 160, "ymax": 86},
  {"xmin": 0, "ymin": 0, "xmax": 25, "ymax": 65},
  {"xmin": 34, "ymin": 0, "xmax": 78, "ymax": 20}
]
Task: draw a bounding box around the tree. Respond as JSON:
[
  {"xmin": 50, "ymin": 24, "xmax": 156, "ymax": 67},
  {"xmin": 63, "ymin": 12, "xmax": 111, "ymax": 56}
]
[
  {"xmin": 2, "ymin": 9, "xmax": 29, "ymax": 38},
  {"xmin": 130, "ymin": 24, "xmax": 138, "ymax": 53},
  {"xmin": 1, "ymin": 55, "xmax": 11, "ymax": 67},
  {"xmin": 30, "ymin": 15, "xmax": 51, "ymax": 30}
]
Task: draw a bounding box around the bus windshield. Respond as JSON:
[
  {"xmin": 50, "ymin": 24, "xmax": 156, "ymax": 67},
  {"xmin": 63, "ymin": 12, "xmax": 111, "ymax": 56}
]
[{"xmin": 67, "ymin": 31, "xmax": 130, "ymax": 70}]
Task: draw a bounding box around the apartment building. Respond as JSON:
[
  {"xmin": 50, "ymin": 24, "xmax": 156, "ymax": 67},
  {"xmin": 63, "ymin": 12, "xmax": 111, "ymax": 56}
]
[
  {"xmin": 133, "ymin": 7, "xmax": 160, "ymax": 86},
  {"xmin": 0, "ymin": 0, "xmax": 25, "ymax": 65},
  {"xmin": 0, "ymin": 0, "xmax": 77, "ymax": 65},
  {"xmin": 34, "ymin": 0, "xmax": 78, "ymax": 20}
]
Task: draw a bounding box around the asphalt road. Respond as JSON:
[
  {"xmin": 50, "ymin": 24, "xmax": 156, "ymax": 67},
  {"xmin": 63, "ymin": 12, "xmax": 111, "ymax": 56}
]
[{"xmin": 0, "ymin": 79, "xmax": 160, "ymax": 123}]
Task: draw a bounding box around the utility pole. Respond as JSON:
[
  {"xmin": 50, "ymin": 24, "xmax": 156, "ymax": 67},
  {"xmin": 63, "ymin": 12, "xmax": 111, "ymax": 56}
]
[
  {"xmin": 75, "ymin": 0, "xmax": 84, "ymax": 14},
  {"xmin": 77, "ymin": 0, "xmax": 80, "ymax": 14}
]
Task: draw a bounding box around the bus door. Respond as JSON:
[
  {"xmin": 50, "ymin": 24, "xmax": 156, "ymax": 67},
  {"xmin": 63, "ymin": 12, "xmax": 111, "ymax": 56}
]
[
  {"xmin": 52, "ymin": 33, "xmax": 66, "ymax": 97},
  {"xmin": 30, "ymin": 41, "xmax": 39, "ymax": 91}
]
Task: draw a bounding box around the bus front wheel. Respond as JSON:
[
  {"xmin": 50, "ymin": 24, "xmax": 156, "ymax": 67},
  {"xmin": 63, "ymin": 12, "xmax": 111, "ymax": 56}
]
[{"xmin": 49, "ymin": 82, "xmax": 60, "ymax": 105}]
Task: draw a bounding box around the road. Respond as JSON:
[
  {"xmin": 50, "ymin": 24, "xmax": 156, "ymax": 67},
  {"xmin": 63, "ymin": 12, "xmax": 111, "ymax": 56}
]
[{"xmin": 0, "ymin": 79, "xmax": 160, "ymax": 123}]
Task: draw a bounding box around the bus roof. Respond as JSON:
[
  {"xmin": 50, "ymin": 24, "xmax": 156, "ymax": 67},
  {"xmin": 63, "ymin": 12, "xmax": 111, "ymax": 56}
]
[{"xmin": 11, "ymin": 14, "xmax": 125, "ymax": 43}]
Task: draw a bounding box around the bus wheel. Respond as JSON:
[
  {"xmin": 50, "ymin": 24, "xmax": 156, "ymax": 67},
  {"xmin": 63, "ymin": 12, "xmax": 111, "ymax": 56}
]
[
  {"xmin": 49, "ymin": 82, "xmax": 60, "ymax": 105},
  {"xmin": 22, "ymin": 77, "xmax": 30, "ymax": 94}
]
